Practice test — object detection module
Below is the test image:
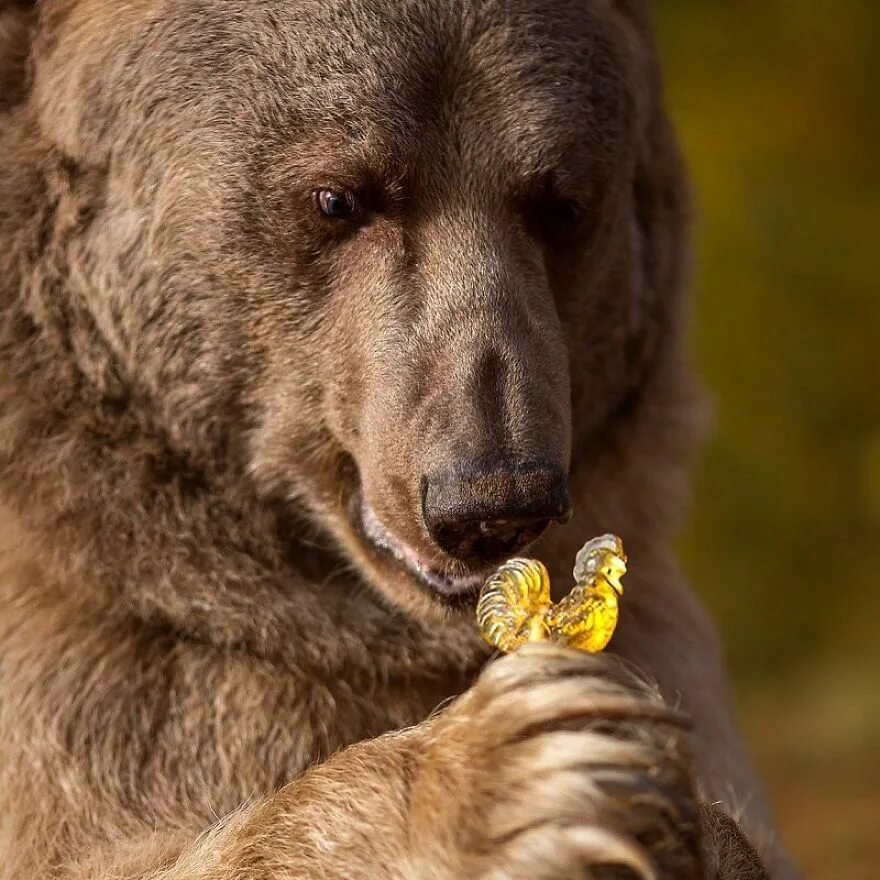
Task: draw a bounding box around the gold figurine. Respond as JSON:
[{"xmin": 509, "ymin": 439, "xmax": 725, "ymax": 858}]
[{"xmin": 476, "ymin": 534, "xmax": 627, "ymax": 653}]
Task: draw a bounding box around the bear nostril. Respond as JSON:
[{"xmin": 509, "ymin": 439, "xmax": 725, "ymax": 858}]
[
  {"xmin": 421, "ymin": 463, "xmax": 571, "ymax": 567},
  {"xmin": 476, "ymin": 517, "xmax": 554, "ymax": 559},
  {"xmin": 478, "ymin": 519, "xmax": 521, "ymax": 544}
]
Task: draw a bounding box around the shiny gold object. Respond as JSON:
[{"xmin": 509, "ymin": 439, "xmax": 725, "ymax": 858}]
[{"xmin": 476, "ymin": 534, "xmax": 627, "ymax": 653}]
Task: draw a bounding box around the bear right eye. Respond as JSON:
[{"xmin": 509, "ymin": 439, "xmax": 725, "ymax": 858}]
[{"xmin": 314, "ymin": 188, "xmax": 360, "ymax": 221}]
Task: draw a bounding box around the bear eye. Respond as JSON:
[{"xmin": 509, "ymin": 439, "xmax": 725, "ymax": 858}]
[
  {"xmin": 520, "ymin": 172, "xmax": 588, "ymax": 246},
  {"xmin": 314, "ymin": 188, "xmax": 359, "ymax": 221},
  {"xmin": 527, "ymin": 194, "xmax": 583, "ymax": 241},
  {"xmin": 548, "ymin": 197, "xmax": 582, "ymax": 227}
]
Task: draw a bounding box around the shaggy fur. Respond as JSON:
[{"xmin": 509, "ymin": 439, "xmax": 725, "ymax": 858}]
[{"xmin": 0, "ymin": 1, "xmax": 794, "ymax": 877}]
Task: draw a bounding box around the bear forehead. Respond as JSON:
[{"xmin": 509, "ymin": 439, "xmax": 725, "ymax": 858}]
[
  {"xmin": 155, "ymin": 1, "xmax": 633, "ymax": 167},
  {"xmin": 98, "ymin": 0, "xmax": 633, "ymax": 118},
  {"xmin": 42, "ymin": 0, "xmax": 637, "ymax": 182}
]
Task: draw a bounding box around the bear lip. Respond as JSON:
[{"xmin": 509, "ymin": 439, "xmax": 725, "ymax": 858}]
[{"xmin": 356, "ymin": 495, "xmax": 490, "ymax": 598}]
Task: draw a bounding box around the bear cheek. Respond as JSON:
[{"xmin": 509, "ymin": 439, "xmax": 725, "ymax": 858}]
[{"xmin": 311, "ymin": 286, "xmax": 379, "ymax": 457}]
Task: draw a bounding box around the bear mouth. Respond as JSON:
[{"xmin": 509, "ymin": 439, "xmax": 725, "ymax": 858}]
[{"xmin": 353, "ymin": 493, "xmax": 492, "ymax": 599}]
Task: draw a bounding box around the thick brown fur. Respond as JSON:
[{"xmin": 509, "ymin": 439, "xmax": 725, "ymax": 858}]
[{"xmin": 0, "ymin": 1, "xmax": 794, "ymax": 877}]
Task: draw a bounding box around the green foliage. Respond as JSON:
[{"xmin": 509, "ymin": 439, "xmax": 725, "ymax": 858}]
[
  {"xmin": 656, "ymin": 11, "xmax": 878, "ymax": 872},
  {"xmin": 656, "ymin": 2, "xmax": 880, "ymax": 680}
]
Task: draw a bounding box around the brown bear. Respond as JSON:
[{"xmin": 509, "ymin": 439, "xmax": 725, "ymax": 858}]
[{"xmin": 0, "ymin": 1, "xmax": 793, "ymax": 877}]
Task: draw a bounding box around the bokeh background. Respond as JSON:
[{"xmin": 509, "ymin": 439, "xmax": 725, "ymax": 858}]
[{"xmin": 656, "ymin": 2, "xmax": 879, "ymax": 877}]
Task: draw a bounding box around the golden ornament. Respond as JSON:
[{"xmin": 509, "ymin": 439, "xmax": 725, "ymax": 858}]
[{"xmin": 476, "ymin": 534, "xmax": 627, "ymax": 653}]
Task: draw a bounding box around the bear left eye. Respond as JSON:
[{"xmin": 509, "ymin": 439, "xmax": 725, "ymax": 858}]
[
  {"xmin": 521, "ymin": 177, "xmax": 587, "ymax": 246},
  {"xmin": 528, "ymin": 194, "xmax": 582, "ymax": 238},
  {"xmin": 314, "ymin": 188, "xmax": 359, "ymax": 221}
]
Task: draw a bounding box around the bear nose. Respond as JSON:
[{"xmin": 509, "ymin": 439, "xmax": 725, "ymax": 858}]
[{"xmin": 421, "ymin": 463, "xmax": 572, "ymax": 564}]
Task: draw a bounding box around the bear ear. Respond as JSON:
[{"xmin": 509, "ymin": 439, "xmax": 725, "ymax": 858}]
[{"xmin": 0, "ymin": 0, "xmax": 37, "ymax": 112}]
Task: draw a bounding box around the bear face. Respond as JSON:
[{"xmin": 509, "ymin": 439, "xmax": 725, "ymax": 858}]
[{"xmin": 7, "ymin": 0, "xmax": 683, "ymax": 624}]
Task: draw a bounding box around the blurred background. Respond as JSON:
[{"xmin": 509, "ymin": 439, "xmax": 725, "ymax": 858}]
[{"xmin": 656, "ymin": 2, "xmax": 879, "ymax": 877}]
